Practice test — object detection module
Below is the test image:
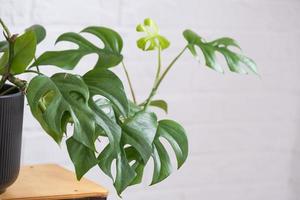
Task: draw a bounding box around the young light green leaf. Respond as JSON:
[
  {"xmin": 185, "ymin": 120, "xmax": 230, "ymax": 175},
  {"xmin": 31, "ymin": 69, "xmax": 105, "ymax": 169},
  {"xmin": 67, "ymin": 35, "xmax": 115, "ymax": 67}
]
[
  {"xmin": 11, "ymin": 30, "xmax": 36, "ymax": 74},
  {"xmin": 26, "ymin": 73, "xmax": 96, "ymax": 151},
  {"xmin": 136, "ymin": 18, "xmax": 170, "ymax": 51},
  {"xmin": 33, "ymin": 27, "xmax": 123, "ymax": 70},
  {"xmin": 26, "ymin": 24, "xmax": 46, "ymax": 44},
  {"xmin": 183, "ymin": 29, "xmax": 257, "ymax": 74}
]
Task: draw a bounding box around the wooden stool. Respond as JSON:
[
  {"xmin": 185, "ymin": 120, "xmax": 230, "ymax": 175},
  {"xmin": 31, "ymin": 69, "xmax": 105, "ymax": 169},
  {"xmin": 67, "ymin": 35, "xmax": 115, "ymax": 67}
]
[{"xmin": 0, "ymin": 164, "xmax": 108, "ymax": 200}]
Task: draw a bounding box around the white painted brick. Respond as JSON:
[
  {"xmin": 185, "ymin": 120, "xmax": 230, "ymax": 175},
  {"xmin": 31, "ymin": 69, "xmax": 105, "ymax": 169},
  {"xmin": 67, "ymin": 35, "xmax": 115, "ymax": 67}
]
[
  {"xmin": 183, "ymin": 182, "xmax": 289, "ymax": 200},
  {"xmin": 30, "ymin": 0, "xmax": 121, "ymax": 26},
  {"xmin": 187, "ymin": 122, "xmax": 298, "ymax": 155},
  {"xmin": 120, "ymin": 0, "xmax": 300, "ymax": 32},
  {"xmin": 0, "ymin": 0, "xmax": 32, "ymax": 26}
]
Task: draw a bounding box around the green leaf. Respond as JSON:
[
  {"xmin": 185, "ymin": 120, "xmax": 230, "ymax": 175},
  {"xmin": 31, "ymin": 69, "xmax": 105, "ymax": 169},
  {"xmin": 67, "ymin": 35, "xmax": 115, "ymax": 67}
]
[
  {"xmin": 33, "ymin": 27, "xmax": 123, "ymax": 70},
  {"xmin": 151, "ymin": 119, "xmax": 188, "ymax": 185},
  {"xmin": 128, "ymin": 100, "xmax": 142, "ymax": 118},
  {"xmin": 124, "ymin": 146, "xmax": 145, "ymax": 186},
  {"xmin": 67, "ymin": 137, "xmax": 98, "ymax": 179},
  {"xmin": 136, "ymin": 18, "xmax": 170, "ymax": 51},
  {"xmin": 122, "ymin": 111, "xmax": 158, "ymax": 163},
  {"xmin": 26, "ymin": 73, "xmax": 96, "ymax": 150},
  {"xmin": 0, "ymin": 50, "xmax": 8, "ymax": 74},
  {"xmin": 146, "ymin": 99, "xmax": 168, "ymax": 113},
  {"xmin": 26, "ymin": 24, "xmax": 46, "ymax": 44},
  {"xmin": 151, "ymin": 139, "xmax": 172, "ymax": 185},
  {"xmin": 0, "ymin": 41, "xmax": 8, "ymax": 52},
  {"xmin": 91, "ymin": 98, "xmax": 134, "ymax": 194},
  {"xmin": 94, "ymin": 98, "xmax": 116, "ymax": 122},
  {"xmin": 98, "ymin": 110, "xmax": 158, "ymax": 195},
  {"xmin": 183, "ymin": 29, "xmax": 257, "ymax": 74},
  {"xmin": 98, "ymin": 145, "xmax": 136, "ymax": 196},
  {"xmin": 11, "ymin": 30, "xmax": 36, "ymax": 74},
  {"xmin": 83, "ymin": 68, "xmax": 128, "ymax": 117}
]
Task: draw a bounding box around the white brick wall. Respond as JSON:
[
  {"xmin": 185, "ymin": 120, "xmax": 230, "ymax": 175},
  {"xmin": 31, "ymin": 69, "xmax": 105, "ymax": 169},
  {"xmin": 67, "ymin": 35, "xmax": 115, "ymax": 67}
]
[{"xmin": 1, "ymin": 0, "xmax": 300, "ymax": 199}]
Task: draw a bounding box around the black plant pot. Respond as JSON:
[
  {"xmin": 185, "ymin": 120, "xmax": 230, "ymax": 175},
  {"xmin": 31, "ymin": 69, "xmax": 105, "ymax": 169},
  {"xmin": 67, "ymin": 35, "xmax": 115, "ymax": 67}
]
[{"xmin": 0, "ymin": 85, "xmax": 24, "ymax": 194}]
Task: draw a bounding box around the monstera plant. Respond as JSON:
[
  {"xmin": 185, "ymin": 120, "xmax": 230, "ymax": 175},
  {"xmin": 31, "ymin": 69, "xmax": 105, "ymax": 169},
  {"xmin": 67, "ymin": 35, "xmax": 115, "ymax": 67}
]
[{"xmin": 0, "ymin": 18, "xmax": 257, "ymax": 195}]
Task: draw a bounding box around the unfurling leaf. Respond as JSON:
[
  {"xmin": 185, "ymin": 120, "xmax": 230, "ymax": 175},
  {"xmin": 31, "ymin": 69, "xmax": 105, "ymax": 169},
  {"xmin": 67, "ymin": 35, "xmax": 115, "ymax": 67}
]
[
  {"xmin": 136, "ymin": 18, "xmax": 170, "ymax": 51},
  {"xmin": 33, "ymin": 27, "xmax": 123, "ymax": 70},
  {"xmin": 183, "ymin": 29, "xmax": 257, "ymax": 74}
]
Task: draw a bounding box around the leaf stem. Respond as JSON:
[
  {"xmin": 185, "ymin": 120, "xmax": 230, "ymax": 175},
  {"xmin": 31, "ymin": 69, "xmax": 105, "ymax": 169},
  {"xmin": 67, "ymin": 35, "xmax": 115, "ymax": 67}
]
[
  {"xmin": 0, "ymin": 18, "xmax": 11, "ymax": 38},
  {"xmin": 0, "ymin": 19, "xmax": 15, "ymax": 91},
  {"xmin": 154, "ymin": 47, "xmax": 162, "ymax": 83},
  {"xmin": 143, "ymin": 46, "xmax": 188, "ymax": 110},
  {"xmin": 24, "ymin": 69, "xmax": 44, "ymax": 75},
  {"xmin": 121, "ymin": 61, "xmax": 137, "ymax": 104}
]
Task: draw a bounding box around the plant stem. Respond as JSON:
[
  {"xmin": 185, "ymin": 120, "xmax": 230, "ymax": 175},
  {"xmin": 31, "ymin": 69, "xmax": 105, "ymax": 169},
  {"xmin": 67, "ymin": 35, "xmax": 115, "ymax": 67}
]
[
  {"xmin": 33, "ymin": 56, "xmax": 40, "ymax": 72},
  {"xmin": 0, "ymin": 18, "xmax": 11, "ymax": 38},
  {"xmin": 0, "ymin": 35, "xmax": 15, "ymax": 91},
  {"xmin": 143, "ymin": 46, "xmax": 188, "ymax": 110},
  {"xmin": 154, "ymin": 47, "xmax": 162, "ymax": 83},
  {"xmin": 0, "ymin": 18, "xmax": 27, "ymax": 95},
  {"xmin": 24, "ymin": 69, "xmax": 44, "ymax": 75},
  {"xmin": 121, "ymin": 61, "xmax": 137, "ymax": 104},
  {"xmin": 7, "ymin": 75, "xmax": 27, "ymax": 91}
]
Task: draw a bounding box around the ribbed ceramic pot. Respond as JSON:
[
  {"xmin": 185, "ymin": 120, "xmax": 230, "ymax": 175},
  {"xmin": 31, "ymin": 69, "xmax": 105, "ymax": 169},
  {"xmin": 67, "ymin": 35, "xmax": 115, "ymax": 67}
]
[{"xmin": 0, "ymin": 85, "xmax": 24, "ymax": 194}]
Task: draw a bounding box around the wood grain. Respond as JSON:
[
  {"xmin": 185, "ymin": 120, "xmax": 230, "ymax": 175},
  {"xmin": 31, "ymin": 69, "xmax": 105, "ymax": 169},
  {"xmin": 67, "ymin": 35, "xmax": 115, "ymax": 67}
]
[{"xmin": 0, "ymin": 164, "xmax": 108, "ymax": 200}]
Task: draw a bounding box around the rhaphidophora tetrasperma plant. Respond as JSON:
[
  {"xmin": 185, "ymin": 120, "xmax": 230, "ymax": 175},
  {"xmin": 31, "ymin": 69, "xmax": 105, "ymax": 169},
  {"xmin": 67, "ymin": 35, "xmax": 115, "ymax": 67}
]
[{"xmin": 0, "ymin": 18, "xmax": 257, "ymax": 195}]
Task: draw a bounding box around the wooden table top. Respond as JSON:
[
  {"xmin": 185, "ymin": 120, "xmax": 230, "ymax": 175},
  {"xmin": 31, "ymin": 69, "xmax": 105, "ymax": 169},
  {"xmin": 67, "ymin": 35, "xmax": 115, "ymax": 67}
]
[{"xmin": 0, "ymin": 164, "xmax": 108, "ymax": 200}]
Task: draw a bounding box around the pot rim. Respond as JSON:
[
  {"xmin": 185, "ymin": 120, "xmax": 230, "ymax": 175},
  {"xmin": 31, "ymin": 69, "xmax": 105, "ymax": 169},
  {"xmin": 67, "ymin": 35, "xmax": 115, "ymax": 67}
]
[{"xmin": 0, "ymin": 84, "xmax": 23, "ymax": 99}]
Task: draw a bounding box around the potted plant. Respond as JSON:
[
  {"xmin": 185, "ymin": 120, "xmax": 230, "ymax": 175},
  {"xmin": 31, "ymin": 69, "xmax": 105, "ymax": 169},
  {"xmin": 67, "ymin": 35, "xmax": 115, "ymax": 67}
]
[{"xmin": 0, "ymin": 18, "xmax": 257, "ymax": 195}]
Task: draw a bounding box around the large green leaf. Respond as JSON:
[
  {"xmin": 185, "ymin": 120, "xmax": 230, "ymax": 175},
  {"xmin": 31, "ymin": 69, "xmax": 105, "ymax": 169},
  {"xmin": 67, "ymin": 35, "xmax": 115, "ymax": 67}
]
[
  {"xmin": 122, "ymin": 111, "xmax": 158, "ymax": 163},
  {"xmin": 83, "ymin": 68, "xmax": 128, "ymax": 117},
  {"xmin": 32, "ymin": 27, "xmax": 123, "ymax": 70},
  {"xmin": 151, "ymin": 119, "xmax": 188, "ymax": 185},
  {"xmin": 11, "ymin": 30, "xmax": 37, "ymax": 74},
  {"xmin": 26, "ymin": 24, "xmax": 46, "ymax": 44},
  {"xmin": 26, "ymin": 73, "xmax": 96, "ymax": 150},
  {"xmin": 183, "ymin": 29, "xmax": 257, "ymax": 74},
  {"xmin": 98, "ymin": 110, "xmax": 158, "ymax": 195},
  {"xmin": 98, "ymin": 146, "xmax": 136, "ymax": 196},
  {"xmin": 66, "ymin": 137, "xmax": 98, "ymax": 179},
  {"xmin": 136, "ymin": 18, "xmax": 170, "ymax": 51}
]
